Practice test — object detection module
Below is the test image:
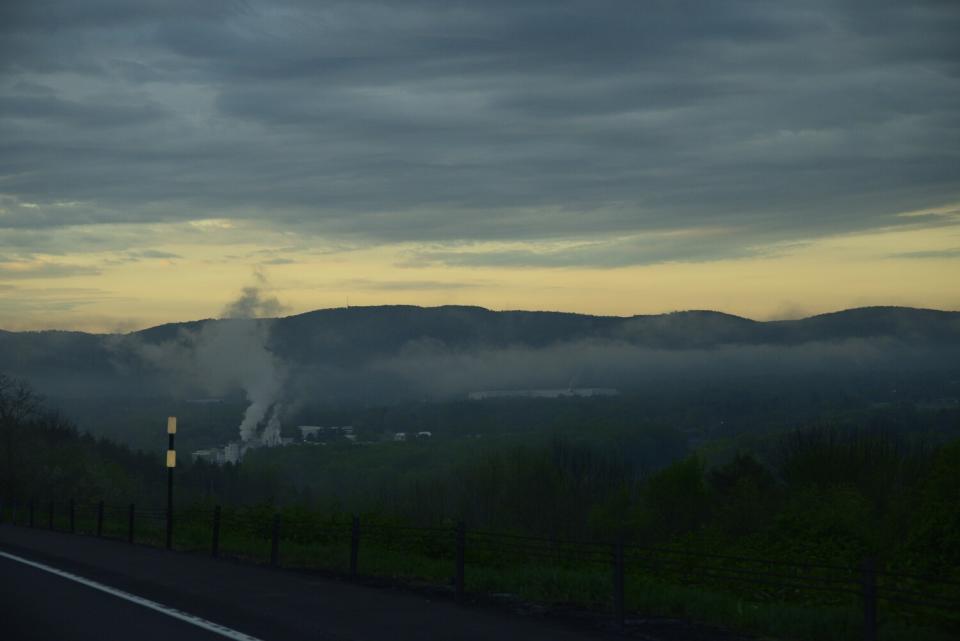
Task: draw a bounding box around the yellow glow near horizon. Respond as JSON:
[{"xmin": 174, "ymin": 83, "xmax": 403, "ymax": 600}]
[{"xmin": 1, "ymin": 217, "xmax": 958, "ymax": 332}]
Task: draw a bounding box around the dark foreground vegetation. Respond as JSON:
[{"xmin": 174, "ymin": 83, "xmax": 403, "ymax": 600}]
[{"xmin": 2, "ymin": 374, "xmax": 958, "ymax": 640}]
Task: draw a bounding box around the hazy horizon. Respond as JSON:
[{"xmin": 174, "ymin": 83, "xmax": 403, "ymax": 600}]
[{"xmin": 4, "ymin": 297, "xmax": 960, "ymax": 335}]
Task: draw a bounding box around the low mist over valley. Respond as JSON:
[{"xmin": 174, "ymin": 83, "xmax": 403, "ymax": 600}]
[{"xmin": 2, "ymin": 301, "xmax": 959, "ymax": 454}]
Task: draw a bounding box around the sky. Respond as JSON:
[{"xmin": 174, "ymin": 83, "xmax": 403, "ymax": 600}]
[{"xmin": 1, "ymin": 0, "xmax": 958, "ymax": 332}]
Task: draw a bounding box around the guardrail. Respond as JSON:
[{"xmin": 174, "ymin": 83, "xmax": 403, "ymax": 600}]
[{"xmin": 1, "ymin": 497, "xmax": 957, "ymax": 640}]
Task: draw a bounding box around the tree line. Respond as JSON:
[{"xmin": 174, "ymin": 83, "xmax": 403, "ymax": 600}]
[{"xmin": 2, "ymin": 373, "xmax": 958, "ymax": 574}]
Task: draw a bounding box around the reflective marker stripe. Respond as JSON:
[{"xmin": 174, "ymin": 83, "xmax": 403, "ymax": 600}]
[{"xmin": 0, "ymin": 550, "xmax": 264, "ymax": 641}]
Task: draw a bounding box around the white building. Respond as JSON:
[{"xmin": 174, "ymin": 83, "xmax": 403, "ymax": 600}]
[
  {"xmin": 298, "ymin": 425, "xmax": 324, "ymax": 440},
  {"xmin": 191, "ymin": 448, "xmax": 223, "ymax": 464}
]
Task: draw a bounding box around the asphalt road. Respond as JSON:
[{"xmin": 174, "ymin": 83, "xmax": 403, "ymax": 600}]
[
  {"xmin": 0, "ymin": 552, "xmax": 244, "ymax": 641},
  {"xmin": 0, "ymin": 524, "xmax": 614, "ymax": 641}
]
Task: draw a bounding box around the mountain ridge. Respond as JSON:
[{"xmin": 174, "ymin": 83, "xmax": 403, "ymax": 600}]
[
  {"xmin": 4, "ymin": 304, "xmax": 958, "ymax": 338},
  {"xmin": 2, "ymin": 303, "xmax": 958, "ymax": 414},
  {"xmin": 2, "ymin": 306, "xmax": 958, "ymax": 390}
]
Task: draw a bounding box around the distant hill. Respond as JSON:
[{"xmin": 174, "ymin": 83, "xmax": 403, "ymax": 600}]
[
  {"xmin": 1, "ymin": 305, "xmax": 958, "ymax": 399},
  {"xmin": 269, "ymin": 305, "xmax": 959, "ymax": 363}
]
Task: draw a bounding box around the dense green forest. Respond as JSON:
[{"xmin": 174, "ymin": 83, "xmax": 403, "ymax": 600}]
[
  {"xmin": 3, "ymin": 372, "xmax": 959, "ymax": 575},
  {"xmin": 4, "ymin": 372, "xmax": 959, "ymax": 639}
]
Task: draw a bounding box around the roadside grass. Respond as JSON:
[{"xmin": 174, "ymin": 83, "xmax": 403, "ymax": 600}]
[{"xmin": 31, "ymin": 506, "xmax": 958, "ymax": 641}]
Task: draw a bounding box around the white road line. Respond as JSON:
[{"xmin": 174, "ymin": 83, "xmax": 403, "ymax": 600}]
[{"xmin": 0, "ymin": 550, "xmax": 265, "ymax": 641}]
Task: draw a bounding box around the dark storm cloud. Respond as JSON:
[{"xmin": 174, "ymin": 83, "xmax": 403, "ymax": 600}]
[
  {"xmin": 0, "ymin": 92, "xmax": 168, "ymax": 128},
  {"xmin": 1, "ymin": 0, "xmax": 958, "ymax": 264}
]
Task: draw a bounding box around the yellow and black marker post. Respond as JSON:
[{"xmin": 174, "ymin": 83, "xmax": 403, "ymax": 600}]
[{"xmin": 166, "ymin": 416, "xmax": 176, "ymax": 550}]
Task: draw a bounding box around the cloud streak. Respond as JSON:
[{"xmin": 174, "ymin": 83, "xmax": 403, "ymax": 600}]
[
  {"xmin": 404, "ymin": 230, "xmax": 768, "ymax": 269},
  {"xmin": 0, "ymin": 260, "xmax": 100, "ymax": 279},
  {"xmin": 888, "ymin": 248, "xmax": 960, "ymax": 260}
]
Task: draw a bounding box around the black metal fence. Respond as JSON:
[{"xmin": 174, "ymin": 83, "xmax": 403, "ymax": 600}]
[{"xmin": 1, "ymin": 497, "xmax": 957, "ymax": 640}]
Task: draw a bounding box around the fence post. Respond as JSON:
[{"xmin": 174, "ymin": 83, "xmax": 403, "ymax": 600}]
[
  {"xmin": 350, "ymin": 515, "xmax": 360, "ymax": 576},
  {"xmin": 613, "ymin": 540, "xmax": 625, "ymax": 629},
  {"xmin": 96, "ymin": 501, "xmax": 104, "ymax": 537},
  {"xmin": 29, "ymin": 500, "xmax": 35, "ymax": 528},
  {"xmin": 211, "ymin": 505, "xmax": 221, "ymax": 558},
  {"xmin": 128, "ymin": 503, "xmax": 135, "ymax": 543},
  {"xmin": 270, "ymin": 513, "xmax": 281, "ymax": 567},
  {"xmin": 455, "ymin": 521, "xmax": 466, "ymax": 602},
  {"xmin": 69, "ymin": 499, "xmax": 75, "ymax": 533},
  {"xmin": 48, "ymin": 501, "xmax": 54, "ymax": 530},
  {"xmin": 861, "ymin": 557, "xmax": 878, "ymax": 641}
]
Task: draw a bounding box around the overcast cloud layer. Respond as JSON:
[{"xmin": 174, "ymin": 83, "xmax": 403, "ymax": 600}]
[{"xmin": 1, "ymin": 0, "xmax": 959, "ymax": 266}]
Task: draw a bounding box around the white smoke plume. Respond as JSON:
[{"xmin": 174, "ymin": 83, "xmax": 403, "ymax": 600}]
[
  {"xmin": 208, "ymin": 318, "xmax": 286, "ymax": 443},
  {"xmin": 115, "ymin": 278, "xmax": 290, "ymax": 444},
  {"xmin": 222, "ymin": 284, "xmax": 286, "ymax": 320},
  {"xmin": 218, "ymin": 275, "xmax": 289, "ymax": 444}
]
